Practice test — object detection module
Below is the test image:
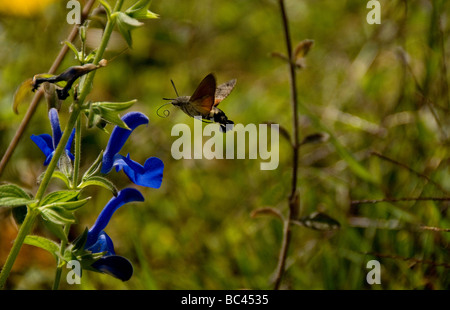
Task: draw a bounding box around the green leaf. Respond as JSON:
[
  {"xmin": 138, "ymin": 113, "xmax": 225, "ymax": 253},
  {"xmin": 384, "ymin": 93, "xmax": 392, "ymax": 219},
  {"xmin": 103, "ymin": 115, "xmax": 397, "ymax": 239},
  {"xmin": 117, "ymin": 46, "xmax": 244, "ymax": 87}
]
[
  {"xmin": 64, "ymin": 40, "xmax": 81, "ymax": 62},
  {"xmin": 41, "ymin": 190, "xmax": 80, "ymax": 206},
  {"xmin": 0, "ymin": 184, "xmax": 31, "ymax": 198},
  {"xmin": 300, "ymin": 132, "xmax": 330, "ymax": 146},
  {"xmin": 84, "ymin": 51, "xmax": 96, "ymax": 63},
  {"xmin": 294, "ymin": 212, "xmax": 340, "ymax": 231},
  {"xmin": 294, "ymin": 39, "xmax": 314, "ymax": 59},
  {"xmin": 24, "ymin": 235, "xmax": 60, "ymax": 261},
  {"xmin": 51, "ymin": 171, "xmax": 72, "ymax": 188},
  {"xmin": 115, "ymin": 12, "xmax": 144, "ymax": 47},
  {"xmin": 82, "ymin": 151, "xmax": 104, "ymax": 181},
  {"xmin": 0, "ymin": 184, "xmax": 35, "ymax": 208},
  {"xmin": 126, "ymin": 0, "xmax": 159, "ymax": 20},
  {"xmin": 43, "ymin": 197, "xmax": 91, "ymax": 211},
  {"xmin": 13, "ymin": 78, "xmax": 33, "ymax": 114},
  {"xmin": 80, "ymin": 176, "xmax": 118, "ymax": 196},
  {"xmin": 97, "ymin": 106, "xmax": 130, "ymax": 129},
  {"xmin": 41, "ymin": 207, "xmax": 76, "ymax": 225},
  {"xmin": 42, "ymin": 219, "xmax": 68, "ymax": 243},
  {"xmin": 92, "ymin": 99, "xmax": 137, "ymax": 112},
  {"xmin": 250, "ymin": 207, "xmax": 284, "ymax": 221}
]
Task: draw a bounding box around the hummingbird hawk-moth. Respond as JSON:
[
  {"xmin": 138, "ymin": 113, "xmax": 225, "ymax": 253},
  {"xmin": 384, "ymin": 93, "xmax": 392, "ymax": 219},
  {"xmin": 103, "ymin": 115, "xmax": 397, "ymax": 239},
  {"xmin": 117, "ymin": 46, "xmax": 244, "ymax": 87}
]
[{"xmin": 163, "ymin": 73, "xmax": 236, "ymax": 132}]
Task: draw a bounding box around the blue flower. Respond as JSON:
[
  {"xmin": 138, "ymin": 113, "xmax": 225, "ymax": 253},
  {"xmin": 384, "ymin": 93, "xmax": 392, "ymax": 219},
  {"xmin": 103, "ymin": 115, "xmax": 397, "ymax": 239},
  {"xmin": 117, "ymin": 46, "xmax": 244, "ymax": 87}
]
[
  {"xmin": 85, "ymin": 188, "xmax": 144, "ymax": 281},
  {"xmin": 101, "ymin": 112, "xmax": 164, "ymax": 188},
  {"xmin": 31, "ymin": 108, "xmax": 75, "ymax": 165}
]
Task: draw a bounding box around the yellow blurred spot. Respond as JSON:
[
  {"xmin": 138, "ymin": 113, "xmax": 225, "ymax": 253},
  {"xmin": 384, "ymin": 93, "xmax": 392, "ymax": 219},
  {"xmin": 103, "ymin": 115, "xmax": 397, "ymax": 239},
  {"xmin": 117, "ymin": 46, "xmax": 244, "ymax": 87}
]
[{"xmin": 0, "ymin": 0, "xmax": 58, "ymax": 17}]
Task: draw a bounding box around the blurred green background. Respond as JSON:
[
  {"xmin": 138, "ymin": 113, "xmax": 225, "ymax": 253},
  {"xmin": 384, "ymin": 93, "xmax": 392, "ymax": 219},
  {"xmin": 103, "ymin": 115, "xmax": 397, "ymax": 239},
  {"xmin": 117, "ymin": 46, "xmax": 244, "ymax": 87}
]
[{"xmin": 0, "ymin": 0, "xmax": 449, "ymax": 289}]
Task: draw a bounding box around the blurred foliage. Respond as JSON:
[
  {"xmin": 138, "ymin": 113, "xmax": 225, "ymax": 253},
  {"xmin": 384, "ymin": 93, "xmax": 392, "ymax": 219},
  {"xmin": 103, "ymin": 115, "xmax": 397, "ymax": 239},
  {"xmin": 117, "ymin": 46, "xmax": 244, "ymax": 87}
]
[{"xmin": 0, "ymin": 0, "xmax": 449, "ymax": 289}]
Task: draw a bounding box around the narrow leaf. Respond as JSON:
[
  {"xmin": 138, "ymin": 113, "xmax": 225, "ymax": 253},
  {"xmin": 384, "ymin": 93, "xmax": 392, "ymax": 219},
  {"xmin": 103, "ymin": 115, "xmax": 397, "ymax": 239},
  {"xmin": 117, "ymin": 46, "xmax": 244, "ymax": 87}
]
[
  {"xmin": 64, "ymin": 41, "xmax": 81, "ymax": 62},
  {"xmin": 93, "ymin": 99, "xmax": 137, "ymax": 112},
  {"xmin": 126, "ymin": 0, "xmax": 159, "ymax": 20},
  {"xmin": 251, "ymin": 207, "xmax": 284, "ymax": 221},
  {"xmin": 80, "ymin": 176, "xmax": 118, "ymax": 196},
  {"xmin": 116, "ymin": 12, "xmax": 144, "ymax": 47},
  {"xmin": 264, "ymin": 121, "xmax": 291, "ymax": 143},
  {"xmin": 0, "ymin": 184, "xmax": 35, "ymax": 208},
  {"xmin": 24, "ymin": 235, "xmax": 60, "ymax": 261},
  {"xmin": 294, "ymin": 212, "xmax": 340, "ymax": 231},
  {"xmin": 82, "ymin": 151, "xmax": 104, "ymax": 181},
  {"xmin": 43, "ymin": 197, "xmax": 91, "ymax": 211},
  {"xmin": 0, "ymin": 197, "xmax": 37, "ymax": 208},
  {"xmin": 270, "ymin": 51, "xmax": 289, "ymax": 62},
  {"xmin": 42, "ymin": 219, "xmax": 68, "ymax": 243},
  {"xmin": 294, "ymin": 39, "xmax": 314, "ymax": 59},
  {"xmin": 0, "ymin": 184, "xmax": 31, "ymax": 198},
  {"xmin": 41, "ymin": 207, "xmax": 76, "ymax": 225},
  {"xmin": 51, "ymin": 171, "xmax": 72, "ymax": 188},
  {"xmin": 41, "ymin": 190, "xmax": 80, "ymax": 206},
  {"xmin": 300, "ymin": 132, "xmax": 330, "ymax": 146},
  {"xmin": 13, "ymin": 78, "xmax": 33, "ymax": 114},
  {"xmin": 98, "ymin": 107, "xmax": 130, "ymax": 129}
]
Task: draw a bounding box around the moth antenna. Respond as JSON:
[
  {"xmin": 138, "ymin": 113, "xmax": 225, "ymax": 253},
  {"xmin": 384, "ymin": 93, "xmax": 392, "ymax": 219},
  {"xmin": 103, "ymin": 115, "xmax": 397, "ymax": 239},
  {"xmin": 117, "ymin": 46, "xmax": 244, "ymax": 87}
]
[
  {"xmin": 170, "ymin": 79, "xmax": 180, "ymax": 97},
  {"xmin": 157, "ymin": 102, "xmax": 171, "ymax": 118}
]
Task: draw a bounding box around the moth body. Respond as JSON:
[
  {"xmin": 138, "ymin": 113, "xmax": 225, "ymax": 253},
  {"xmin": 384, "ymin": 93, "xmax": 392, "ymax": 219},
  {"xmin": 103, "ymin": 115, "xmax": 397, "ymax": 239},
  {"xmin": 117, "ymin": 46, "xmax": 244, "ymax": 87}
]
[{"xmin": 169, "ymin": 73, "xmax": 236, "ymax": 133}]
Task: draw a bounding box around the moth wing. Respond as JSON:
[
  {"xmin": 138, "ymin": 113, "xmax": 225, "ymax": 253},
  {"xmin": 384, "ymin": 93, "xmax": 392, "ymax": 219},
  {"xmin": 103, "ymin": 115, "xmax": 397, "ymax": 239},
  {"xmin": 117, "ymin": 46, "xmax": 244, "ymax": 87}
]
[
  {"xmin": 189, "ymin": 73, "xmax": 216, "ymax": 115},
  {"xmin": 214, "ymin": 78, "xmax": 236, "ymax": 106}
]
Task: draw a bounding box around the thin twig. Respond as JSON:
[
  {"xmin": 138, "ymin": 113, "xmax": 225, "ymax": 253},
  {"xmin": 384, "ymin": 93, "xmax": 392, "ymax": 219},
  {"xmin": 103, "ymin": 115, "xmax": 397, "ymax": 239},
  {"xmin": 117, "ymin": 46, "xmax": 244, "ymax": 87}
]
[
  {"xmin": 419, "ymin": 225, "xmax": 450, "ymax": 232},
  {"xmin": 438, "ymin": 12, "xmax": 450, "ymax": 109},
  {"xmin": 0, "ymin": 0, "xmax": 96, "ymax": 178},
  {"xmin": 348, "ymin": 217, "xmax": 450, "ymax": 232},
  {"xmin": 364, "ymin": 252, "xmax": 450, "ymax": 269},
  {"xmin": 370, "ymin": 151, "xmax": 448, "ymax": 194},
  {"xmin": 351, "ymin": 196, "xmax": 450, "ymax": 205},
  {"xmin": 273, "ymin": 0, "xmax": 300, "ymax": 290}
]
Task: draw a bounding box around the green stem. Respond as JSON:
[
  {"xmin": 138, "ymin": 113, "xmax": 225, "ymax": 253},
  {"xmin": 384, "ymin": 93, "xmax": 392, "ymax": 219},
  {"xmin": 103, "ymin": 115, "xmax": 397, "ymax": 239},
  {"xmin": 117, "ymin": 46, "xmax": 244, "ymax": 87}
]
[
  {"xmin": 0, "ymin": 0, "xmax": 124, "ymax": 289},
  {"xmin": 77, "ymin": 0, "xmax": 124, "ymax": 105},
  {"xmin": 73, "ymin": 116, "xmax": 82, "ymax": 187},
  {"xmin": 0, "ymin": 208, "xmax": 39, "ymax": 288},
  {"xmin": 273, "ymin": 0, "xmax": 300, "ymax": 290},
  {"xmin": 52, "ymin": 224, "xmax": 71, "ymax": 290}
]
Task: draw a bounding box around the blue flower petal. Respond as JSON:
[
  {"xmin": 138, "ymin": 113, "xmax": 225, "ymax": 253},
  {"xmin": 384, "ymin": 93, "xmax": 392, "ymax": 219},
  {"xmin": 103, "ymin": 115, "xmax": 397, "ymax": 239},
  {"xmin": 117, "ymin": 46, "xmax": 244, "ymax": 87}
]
[
  {"xmin": 85, "ymin": 188, "xmax": 144, "ymax": 249},
  {"xmin": 113, "ymin": 154, "xmax": 164, "ymax": 188},
  {"xmin": 31, "ymin": 134, "xmax": 53, "ymax": 159},
  {"xmin": 49, "ymin": 108, "xmax": 62, "ymax": 149},
  {"xmin": 31, "ymin": 109, "xmax": 75, "ymax": 166},
  {"xmin": 85, "ymin": 231, "xmax": 115, "ymax": 256},
  {"xmin": 66, "ymin": 128, "xmax": 76, "ymax": 161},
  {"xmin": 91, "ymin": 255, "xmax": 133, "ymax": 281},
  {"xmin": 101, "ymin": 112, "xmax": 149, "ymax": 174}
]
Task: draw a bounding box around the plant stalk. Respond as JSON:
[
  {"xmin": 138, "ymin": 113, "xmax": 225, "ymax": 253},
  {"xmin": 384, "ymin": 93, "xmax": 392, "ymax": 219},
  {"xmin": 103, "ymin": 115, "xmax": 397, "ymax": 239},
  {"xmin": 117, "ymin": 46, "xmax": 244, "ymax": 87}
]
[
  {"xmin": 273, "ymin": 0, "xmax": 301, "ymax": 290},
  {"xmin": 52, "ymin": 224, "xmax": 71, "ymax": 290},
  {"xmin": 73, "ymin": 116, "xmax": 82, "ymax": 187}
]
